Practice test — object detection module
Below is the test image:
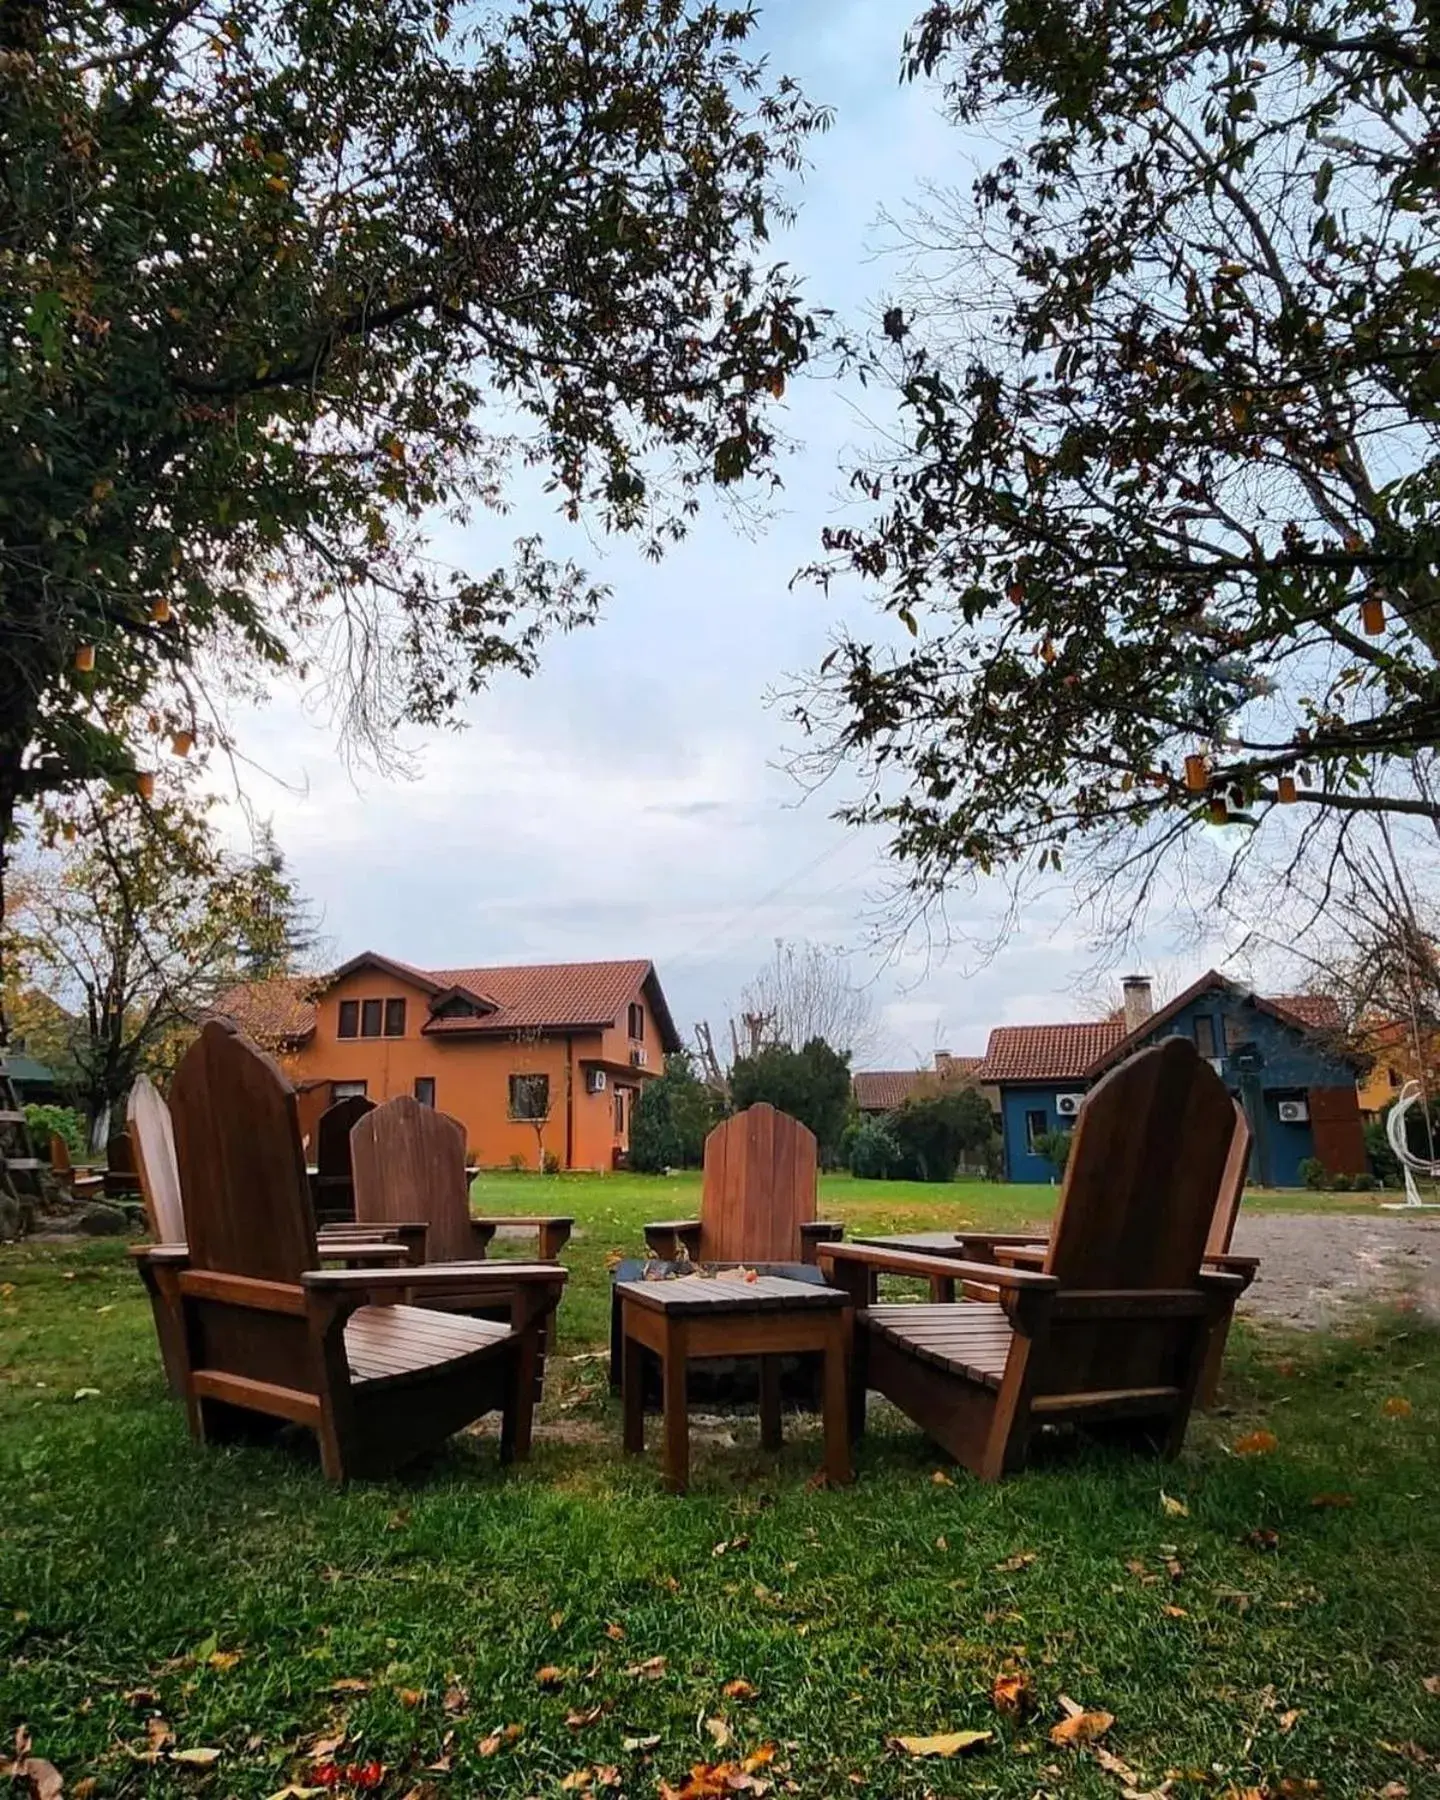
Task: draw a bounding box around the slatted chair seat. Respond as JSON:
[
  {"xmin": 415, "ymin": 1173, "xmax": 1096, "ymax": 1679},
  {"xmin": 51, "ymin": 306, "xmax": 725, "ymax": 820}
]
[
  {"xmin": 344, "ymin": 1306, "xmax": 510, "ymax": 1386},
  {"xmin": 864, "ymin": 1303, "xmax": 1012, "ymax": 1387}
]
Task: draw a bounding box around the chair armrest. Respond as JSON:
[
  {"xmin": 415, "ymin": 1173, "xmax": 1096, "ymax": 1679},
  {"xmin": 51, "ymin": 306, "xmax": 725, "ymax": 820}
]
[
  {"xmin": 1196, "ymin": 1266, "xmax": 1248, "ymax": 1299},
  {"xmin": 319, "ymin": 1222, "xmax": 429, "ymax": 1264},
  {"xmin": 302, "ymin": 1262, "xmax": 568, "ymax": 1295},
  {"xmin": 130, "ymin": 1242, "xmax": 188, "ymax": 1266},
  {"xmin": 644, "ymin": 1219, "xmax": 702, "ymax": 1258},
  {"xmin": 471, "ymin": 1215, "xmax": 574, "ymax": 1258},
  {"xmin": 954, "ymin": 1231, "xmax": 1050, "ymax": 1261},
  {"xmin": 819, "ymin": 1242, "xmax": 1058, "ymax": 1289},
  {"xmin": 994, "ymin": 1244, "xmax": 1045, "ymax": 1268},
  {"xmin": 799, "ymin": 1221, "xmax": 844, "ymax": 1264},
  {"xmin": 318, "ymin": 1240, "xmax": 414, "ymax": 1267},
  {"xmin": 1204, "ymin": 1252, "xmax": 1259, "ymax": 1290}
]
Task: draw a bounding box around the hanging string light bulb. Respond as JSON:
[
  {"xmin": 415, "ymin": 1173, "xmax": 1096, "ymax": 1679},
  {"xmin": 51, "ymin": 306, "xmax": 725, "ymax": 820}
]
[{"xmin": 74, "ymin": 645, "xmax": 96, "ymax": 672}]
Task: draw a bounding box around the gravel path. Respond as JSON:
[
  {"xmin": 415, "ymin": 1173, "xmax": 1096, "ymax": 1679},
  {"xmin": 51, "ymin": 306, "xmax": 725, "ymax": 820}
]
[{"xmin": 1231, "ymin": 1211, "xmax": 1440, "ymax": 1328}]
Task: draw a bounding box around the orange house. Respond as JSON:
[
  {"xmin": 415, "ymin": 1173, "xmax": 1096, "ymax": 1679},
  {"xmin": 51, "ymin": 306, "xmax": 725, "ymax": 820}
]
[{"xmin": 214, "ymin": 953, "xmax": 680, "ymax": 1170}]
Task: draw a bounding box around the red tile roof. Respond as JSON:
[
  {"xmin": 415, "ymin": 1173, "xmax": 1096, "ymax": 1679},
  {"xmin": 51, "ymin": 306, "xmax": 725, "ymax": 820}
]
[
  {"xmin": 210, "ymin": 975, "xmax": 319, "ymax": 1049},
  {"xmin": 214, "ymin": 956, "xmax": 680, "ymax": 1051},
  {"xmin": 853, "ymin": 1062, "xmax": 982, "ymax": 1112},
  {"xmin": 976, "ymin": 1022, "xmax": 1126, "ymax": 1084},
  {"xmin": 1269, "ymin": 992, "xmax": 1344, "ymax": 1031},
  {"xmin": 980, "ymin": 972, "xmax": 1351, "ymax": 1084}
]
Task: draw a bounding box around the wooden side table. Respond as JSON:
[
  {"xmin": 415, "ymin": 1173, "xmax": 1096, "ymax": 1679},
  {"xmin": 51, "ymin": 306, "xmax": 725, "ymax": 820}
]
[{"xmin": 616, "ymin": 1273, "xmax": 853, "ymax": 1494}]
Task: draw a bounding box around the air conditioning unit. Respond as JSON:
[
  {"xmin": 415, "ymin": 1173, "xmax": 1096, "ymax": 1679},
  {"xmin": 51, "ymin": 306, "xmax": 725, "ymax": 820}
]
[
  {"xmin": 1055, "ymin": 1093, "xmax": 1085, "ymax": 1118},
  {"xmin": 586, "ymin": 1068, "xmax": 607, "ymax": 1095},
  {"xmin": 1278, "ymin": 1098, "xmax": 1309, "ymax": 1124},
  {"xmin": 629, "ymin": 1047, "xmax": 648, "ymax": 1068}
]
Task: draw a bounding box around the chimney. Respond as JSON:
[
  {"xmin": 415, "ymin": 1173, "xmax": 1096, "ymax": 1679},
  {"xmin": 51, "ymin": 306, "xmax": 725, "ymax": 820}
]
[
  {"xmin": 1121, "ymin": 975, "xmax": 1154, "ymax": 1034},
  {"xmin": 934, "ymin": 1050, "xmax": 953, "ymax": 1075}
]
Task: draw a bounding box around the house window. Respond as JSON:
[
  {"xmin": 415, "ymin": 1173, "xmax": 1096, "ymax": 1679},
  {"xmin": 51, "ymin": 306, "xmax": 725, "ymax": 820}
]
[
  {"xmin": 628, "ymin": 1001, "xmax": 645, "ymax": 1040},
  {"xmin": 1388, "ymin": 1066, "xmax": 1402, "ymax": 1089},
  {"xmin": 509, "ymin": 1073, "xmax": 550, "ymax": 1121},
  {"xmin": 1195, "ymin": 1016, "xmax": 1216, "ymax": 1058},
  {"xmin": 332, "ymin": 1080, "xmax": 367, "ymax": 1100},
  {"xmin": 1224, "ymin": 1015, "xmax": 1246, "ymax": 1052},
  {"xmin": 1024, "ymin": 1108, "xmax": 1048, "ymax": 1152},
  {"xmin": 384, "ymin": 998, "xmax": 407, "ymax": 1038},
  {"xmin": 614, "ymin": 1087, "xmax": 626, "ymax": 1134},
  {"xmin": 338, "ymin": 1000, "xmax": 359, "ymax": 1039},
  {"xmin": 360, "ymin": 998, "xmax": 383, "ymax": 1037},
  {"xmin": 414, "ymin": 1077, "xmax": 436, "ymax": 1107}
]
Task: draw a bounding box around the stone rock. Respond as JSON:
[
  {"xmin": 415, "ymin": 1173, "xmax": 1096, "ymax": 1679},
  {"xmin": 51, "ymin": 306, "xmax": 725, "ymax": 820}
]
[{"xmin": 75, "ymin": 1201, "xmax": 132, "ymax": 1236}]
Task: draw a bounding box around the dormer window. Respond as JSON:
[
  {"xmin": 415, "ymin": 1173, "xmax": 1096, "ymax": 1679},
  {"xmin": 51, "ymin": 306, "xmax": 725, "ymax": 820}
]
[{"xmin": 434, "ymin": 994, "xmax": 479, "ymax": 1019}]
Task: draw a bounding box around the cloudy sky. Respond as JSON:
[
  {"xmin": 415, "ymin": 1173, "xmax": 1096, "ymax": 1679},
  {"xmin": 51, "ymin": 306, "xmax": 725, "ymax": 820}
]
[{"xmin": 222, "ymin": 2, "xmax": 1248, "ymax": 1067}]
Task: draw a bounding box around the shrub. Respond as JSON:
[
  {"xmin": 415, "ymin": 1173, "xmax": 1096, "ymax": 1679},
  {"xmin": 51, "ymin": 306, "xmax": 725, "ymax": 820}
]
[
  {"xmin": 1297, "ymin": 1156, "xmax": 1328, "ymax": 1190},
  {"xmin": 846, "ymin": 1117, "xmax": 901, "ymax": 1179},
  {"xmin": 24, "ymin": 1104, "xmax": 86, "ymax": 1160},
  {"xmin": 889, "ymin": 1085, "xmax": 997, "ymax": 1183},
  {"xmin": 1330, "ymin": 1170, "xmax": 1353, "ymax": 1191},
  {"xmin": 507, "ymin": 1152, "xmax": 527, "ymax": 1173},
  {"xmin": 542, "ymin": 1150, "xmax": 562, "ymax": 1175},
  {"xmin": 1032, "ymin": 1128, "xmax": 1073, "ymax": 1179},
  {"xmin": 730, "ymin": 1037, "xmax": 852, "ymax": 1166},
  {"xmin": 1365, "ymin": 1116, "xmax": 1400, "ymax": 1187},
  {"xmin": 629, "ymin": 1051, "xmax": 724, "ymax": 1173}
]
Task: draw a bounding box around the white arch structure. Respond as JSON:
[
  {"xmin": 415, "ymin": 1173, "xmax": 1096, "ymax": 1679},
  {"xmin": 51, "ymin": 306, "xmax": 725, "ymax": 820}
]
[{"xmin": 1383, "ymin": 1081, "xmax": 1440, "ymax": 1210}]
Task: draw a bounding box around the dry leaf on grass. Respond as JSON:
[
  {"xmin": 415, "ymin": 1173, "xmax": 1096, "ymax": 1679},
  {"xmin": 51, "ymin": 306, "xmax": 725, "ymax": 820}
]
[
  {"xmin": 930, "ymin": 1470, "xmax": 954, "ymax": 1486},
  {"xmin": 1162, "ymin": 1605, "xmax": 1188, "ymax": 1619},
  {"xmin": 1233, "ymin": 1430, "xmax": 1279, "ymax": 1456},
  {"xmin": 146, "ymin": 1720, "xmax": 175, "ymax": 1756},
  {"xmin": 535, "ymin": 1665, "xmax": 568, "ymax": 1689},
  {"xmin": 706, "ymin": 1719, "xmax": 732, "ymax": 1749},
  {"xmin": 567, "ymin": 1707, "xmax": 606, "ymax": 1731},
  {"xmin": 170, "ymin": 1748, "xmax": 222, "ymax": 1768},
  {"xmin": 995, "ymin": 1551, "xmax": 1037, "ymax": 1573},
  {"xmin": 396, "ymin": 1689, "xmax": 425, "ymax": 1709},
  {"xmin": 711, "ymin": 1537, "xmax": 751, "ymax": 1558},
  {"xmin": 208, "ymin": 1650, "xmax": 243, "ymax": 1673},
  {"xmin": 1095, "ymin": 1746, "xmax": 1144, "ymax": 1785},
  {"xmin": 1160, "ymin": 1492, "xmax": 1189, "ymax": 1517},
  {"xmin": 307, "ymin": 1735, "xmax": 347, "ymax": 1761},
  {"xmin": 1245, "ymin": 1529, "xmax": 1281, "ymax": 1553},
  {"xmin": 992, "ymin": 1671, "xmax": 1035, "ymax": 1718},
  {"xmin": 1422, "ymin": 1675, "xmax": 1440, "ymax": 1696},
  {"xmin": 1277, "ymin": 1710, "xmax": 1302, "ymax": 1733},
  {"xmin": 1050, "ymin": 1709, "xmax": 1115, "ymax": 1746},
  {"xmin": 624, "ymin": 1655, "xmax": 668, "ymax": 1680},
  {"xmin": 622, "ymin": 1734, "xmax": 661, "ymax": 1753},
  {"xmin": 887, "ymin": 1730, "xmax": 993, "ymax": 1758},
  {"xmin": 265, "ymin": 1790, "xmax": 325, "ymax": 1800},
  {"xmin": 722, "ymin": 1680, "xmax": 757, "ymax": 1702},
  {"xmin": 2, "ymin": 1756, "xmax": 64, "ymax": 1800},
  {"xmin": 604, "ymin": 1621, "xmax": 626, "ymax": 1641},
  {"xmin": 1382, "ymin": 1397, "xmax": 1413, "ymax": 1418},
  {"xmin": 328, "ymin": 1679, "xmax": 370, "ymax": 1695},
  {"xmin": 1310, "ymin": 1493, "xmax": 1354, "ymax": 1510},
  {"xmin": 477, "ymin": 1726, "xmax": 523, "ymax": 1756}
]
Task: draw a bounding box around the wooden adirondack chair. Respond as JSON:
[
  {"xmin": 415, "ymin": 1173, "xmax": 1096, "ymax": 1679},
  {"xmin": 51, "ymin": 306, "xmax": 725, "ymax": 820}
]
[
  {"xmin": 127, "ymin": 1074, "xmax": 188, "ymax": 1394},
  {"xmin": 47, "ymin": 1132, "xmax": 103, "ymax": 1199},
  {"xmin": 311, "ymin": 1094, "xmax": 375, "ymax": 1223},
  {"xmin": 144, "ymin": 1022, "xmax": 566, "ymax": 1480},
  {"xmin": 643, "ymin": 1103, "xmax": 842, "ymax": 1264},
  {"xmin": 350, "ymin": 1095, "xmax": 574, "ymax": 1266},
  {"xmin": 128, "ymin": 1072, "xmax": 427, "ymax": 1398},
  {"xmin": 819, "ymin": 1038, "xmax": 1249, "ymax": 1481}
]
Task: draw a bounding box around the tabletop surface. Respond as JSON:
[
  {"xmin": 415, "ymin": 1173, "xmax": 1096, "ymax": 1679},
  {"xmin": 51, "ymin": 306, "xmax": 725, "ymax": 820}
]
[{"xmin": 616, "ymin": 1272, "xmax": 850, "ymax": 1315}]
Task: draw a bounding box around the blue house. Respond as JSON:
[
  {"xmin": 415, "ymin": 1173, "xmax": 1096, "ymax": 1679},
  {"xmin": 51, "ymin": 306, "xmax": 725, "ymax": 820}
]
[{"xmin": 975, "ymin": 972, "xmax": 1367, "ymax": 1188}]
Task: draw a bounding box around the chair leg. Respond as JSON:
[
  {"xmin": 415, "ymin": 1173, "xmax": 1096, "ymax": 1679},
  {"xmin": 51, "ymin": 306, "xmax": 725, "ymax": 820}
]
[{"xmin": 503, "ymin": 1338, "xmax": 537, "ymax": 1463}]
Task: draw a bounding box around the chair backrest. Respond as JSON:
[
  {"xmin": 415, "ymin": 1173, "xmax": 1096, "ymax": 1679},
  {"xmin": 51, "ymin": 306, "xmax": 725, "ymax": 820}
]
[
  {"xmin": 107, "ymin": 1127, "xmax": 136, "ymax": 1177},
  {"xmin": 316, "ymin": 1094, "xmax": 374, "ymax": 1178},
  {"xmin": 49, "ymin": 1132, "xmax": 74, "ymax": 1177},
  {"xmin": 700, "ymin": 1103, "xmax": 818, "ymax": 1263},
  {"xmin": 351, "ymin": 1096, "xmax": 472, "ymax": 1262},
  {"xmin": 168, "ymin": 1021, "xmax": 317, "ymax": 1284},
  {"xmin": 1045, "ymin": 1036, "xmax": 1236, "ymax": 1290},
  {"xmin": 1205, "ymin": 1100, "xmax": 1252, "ymax": 1259},
  {"xmin": 127, "ymin": 1073, "xmax": 184, "ymax": 1242}
]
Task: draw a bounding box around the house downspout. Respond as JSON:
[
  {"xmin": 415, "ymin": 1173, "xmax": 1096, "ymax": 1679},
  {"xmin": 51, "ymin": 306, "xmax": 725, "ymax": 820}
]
[{"xmin": 564, "ymin": 1033, "xmax": 574, "ymax": 1170}]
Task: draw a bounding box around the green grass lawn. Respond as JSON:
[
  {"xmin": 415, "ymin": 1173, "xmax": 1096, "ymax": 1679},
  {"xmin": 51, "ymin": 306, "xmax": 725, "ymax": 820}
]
[{"xmin": 2, "ymin": 1178, "xmax": 1436, "ymax": 1800}]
